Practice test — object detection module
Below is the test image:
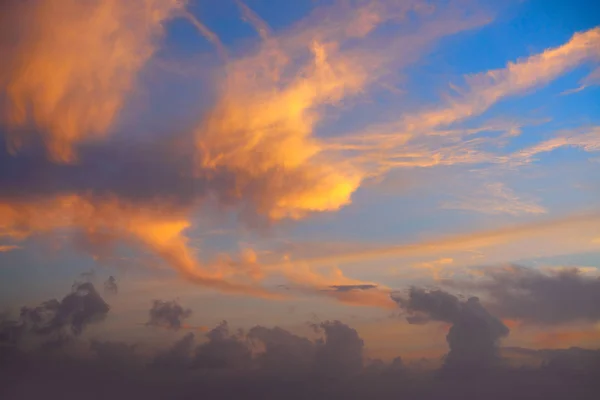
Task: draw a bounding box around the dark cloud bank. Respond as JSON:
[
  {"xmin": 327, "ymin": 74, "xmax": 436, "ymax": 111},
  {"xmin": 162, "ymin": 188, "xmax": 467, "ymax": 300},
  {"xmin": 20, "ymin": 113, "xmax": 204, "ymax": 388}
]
[
  {"xmin": 2, "ymin": 270, "xmax": 600, "ymax": 400},
  {"xmin": 440, "ymin": 265, "xmax": 600, "ymax": 324}
]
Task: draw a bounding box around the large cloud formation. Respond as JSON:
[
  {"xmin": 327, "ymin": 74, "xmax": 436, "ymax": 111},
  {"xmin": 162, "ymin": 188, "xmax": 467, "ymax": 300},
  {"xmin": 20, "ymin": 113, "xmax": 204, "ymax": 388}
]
[{"xmin": 2, "ymin": 0, "xmax": 475, "ymax": 306}]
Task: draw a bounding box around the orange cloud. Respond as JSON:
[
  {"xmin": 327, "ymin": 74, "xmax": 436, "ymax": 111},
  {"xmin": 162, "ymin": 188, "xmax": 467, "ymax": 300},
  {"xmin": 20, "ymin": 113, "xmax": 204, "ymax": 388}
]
[
  {"xmin": 502, "ymin": 319, "xmax": 522, "ymax": 331},
  {"xmin": 413, "ymin": 258, "xmax": 455, "ymax": 281},
  {"xmin": 0, "ymin": 244, "xmax": 21, "ymax": 253},
  {"xmin": 276, "ymin": 261, "xmax": 396, "ymax": 308},
  {"xmin": 0, "ymin": 1, "xmax": 559, "ymax": 311},
  {"xmin": 0, "ymin": 0, "xmax": 183, "ymax": 162},
  {"xmin": 196, "ymin": 38, "xmax": 367, "ymax": 220},
  {"xmin": 0, "ymin": 195, "xmax": 279, "ymax": 298},
  {"xmin": 401, "ymin": 27, "xmax": 600, "ymax": 132},
  {"xmin": 332, "ymin": 27, "xmax": 600, "ymax": 177},
  {"xmin": 1, "ymin": 193, "xmax": 397, "ymax": 307},
  {"xmin": 193, "ymin": 0, "xmax": 487, "ymax": 220},
  {"xmin": 0, "ymin": 0, "xmax": 407, "ymax": 305}
]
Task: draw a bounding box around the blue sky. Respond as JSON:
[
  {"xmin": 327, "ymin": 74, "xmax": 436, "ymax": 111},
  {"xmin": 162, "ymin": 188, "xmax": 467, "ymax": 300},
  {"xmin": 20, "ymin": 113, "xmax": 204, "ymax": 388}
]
[{"xmin": 1, "ymin": 0, "xmax": 600, "ymax": 358}]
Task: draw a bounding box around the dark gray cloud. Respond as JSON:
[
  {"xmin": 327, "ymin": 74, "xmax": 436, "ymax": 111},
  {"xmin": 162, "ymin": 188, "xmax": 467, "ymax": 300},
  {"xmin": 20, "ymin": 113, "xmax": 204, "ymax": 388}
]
[
  {"xmin": 0, "ymin": 131, "xmax": 207, "ymax": 206},
  {"xmin": 192, "ymin": 321, "xmax": 253, "ymax": 370},
  {"xmin": 393, "ymin": 288, "xmax": 461, "ymax": 323},
  {"xmin": 503, "ymin": 346, "xmax": 600, "ymax": 377},
  {"xmin": 0, "ymin": 129, "xmax": 283, "ymax": 235},
  {"xmin": 248, "ymin": 325, "xmax": 315, "ymax": 374},
  {"xmin": 0, "ymin": 318, "xmax": 24, "ymax": 347},
  {"xmin": 443, "ymin": 297, "xmax": 509, "ymax": 373},
  {"xmin": 392, "ymin": 287, "xmax": 509, "ymax": 374},
  {"xmin": 151, "ymin": 332, "xmax": 195, "ymax": 370},
  {"xmin": 145, "ymin": 319, "xmax": 368, "ymax": 379},
  {"xmin": 90, "ymin": 340, "xmax": 138, "ymax": 368},
  {"xmin": 442, "ymin": 265, "xmax": 600, "ymax": 324},
  {"xmin": 2, "ymin": 315, "xmax": 600, "ymax": 400},
  {"xmin": 146, "ymin": 300, "xmax": 192, "ymax": 330},
  {"xmin": 0, "ymin": 129, "xmax": 319, "ymax": 226},
  {"xmin": 0, "ymin": 281, "xmax": 109, "ymax": 354},
  {"xmin": 20, "ymin": 281, "xmax": 110, "ymax": 337},
  {"xmin": 314, "ymin": 320, "xmax": 365, "ymax": 378},
  {"xmin": 328, "ymin": 284, "xmax": 378, "ymax": 292}
]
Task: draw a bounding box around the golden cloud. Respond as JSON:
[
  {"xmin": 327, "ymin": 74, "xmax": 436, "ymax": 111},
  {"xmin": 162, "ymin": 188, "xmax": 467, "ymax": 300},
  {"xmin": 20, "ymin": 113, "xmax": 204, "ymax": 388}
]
[
  {"xmin": 196, "ymin": 39, "xmax": 367, "ymax": 219},
  {"xmin": 0, "ymin": 0, "xmax": 184, "ymax": 162}
]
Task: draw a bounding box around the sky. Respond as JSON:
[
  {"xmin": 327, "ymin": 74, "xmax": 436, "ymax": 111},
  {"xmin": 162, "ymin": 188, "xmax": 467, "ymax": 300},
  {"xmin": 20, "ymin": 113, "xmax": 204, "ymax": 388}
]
[{"xmin": 1, "ymin": 0, "xmax": 600, "ymax": 398}]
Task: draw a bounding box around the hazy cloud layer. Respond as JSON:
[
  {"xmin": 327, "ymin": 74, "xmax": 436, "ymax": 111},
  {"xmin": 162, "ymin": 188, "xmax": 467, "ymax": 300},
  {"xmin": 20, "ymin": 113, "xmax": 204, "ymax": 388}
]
[
  {"xmin": 1, "ymin": 275, "xmax": 599, "ymax": 399},
  {"xmin": 2, "ymin": 315, "xmax": 600, "ymax": 400}
]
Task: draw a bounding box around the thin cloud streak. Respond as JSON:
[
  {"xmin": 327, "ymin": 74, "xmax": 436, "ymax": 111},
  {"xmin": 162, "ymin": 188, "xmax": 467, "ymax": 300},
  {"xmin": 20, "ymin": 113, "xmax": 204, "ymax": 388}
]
[
  {"xmin": 266, "ymin": 211, "xmax": 600, "ymax": 269},
  {"xmin": 442, "ymin": 182, "xmax": 547, "ymax": 215},
  {"xmin": 0, "ymin": 244, "xmax": 21, "ymax": 253}
]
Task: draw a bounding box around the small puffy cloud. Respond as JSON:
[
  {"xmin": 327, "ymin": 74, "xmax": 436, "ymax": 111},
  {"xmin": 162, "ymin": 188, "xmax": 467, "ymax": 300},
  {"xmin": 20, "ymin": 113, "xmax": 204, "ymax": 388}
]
[
  {"xmin": 103, "ymin": 276, "xmax": 118, "ymax": 295},
  {"xmin": 146, "ymin": 300, "xmax": 192, "ymax": 331}
]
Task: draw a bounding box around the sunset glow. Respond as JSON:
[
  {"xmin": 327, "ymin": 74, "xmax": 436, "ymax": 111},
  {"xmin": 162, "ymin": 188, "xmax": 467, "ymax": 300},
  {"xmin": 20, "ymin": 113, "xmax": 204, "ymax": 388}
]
[{"xmin": 1, "ymin": 1, "xmax": 600, "ymax": 398}]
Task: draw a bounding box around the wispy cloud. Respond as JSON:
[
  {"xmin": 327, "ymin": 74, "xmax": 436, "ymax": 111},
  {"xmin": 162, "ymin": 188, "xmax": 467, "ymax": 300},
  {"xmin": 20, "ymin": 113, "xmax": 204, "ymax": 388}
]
[
  {"xmin": 268, "ymin": 211, "xmax": 600, "ymax": 269},
  {"xmin": 332, "ymin": 27, "xmax": 600, "ymax": 176},
  {"xmin": 510, "ymin": 126, "xmax": 600, "ymax": 165},
  {"xmin": 442, "ymin": 182, "xmax": 547, "ymax": 215},
  {"xmin": 0, "ymin": 244, "xmax": 21, "ymax": 253},
  {"xmin": 400, "ymin": 27, "xmax": 600, "ymax": 132}
]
